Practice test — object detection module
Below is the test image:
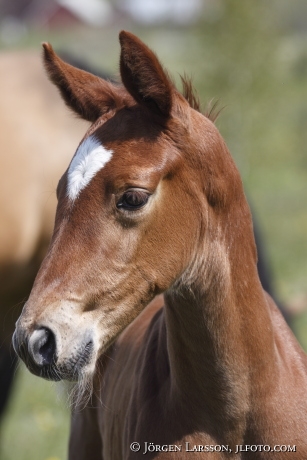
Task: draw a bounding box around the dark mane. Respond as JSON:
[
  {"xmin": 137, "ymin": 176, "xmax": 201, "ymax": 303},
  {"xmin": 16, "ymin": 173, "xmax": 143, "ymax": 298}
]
[
  {"xmin": 203, "ymin": 99, "xmax": 223, "ymax": 123},
  {"xmin": 180, "ymin": 75, "xmax": 201, "ymax": 112},
  {"xmin": 180, "ymin": 75, "xmax": 222, "ymax": 123}
]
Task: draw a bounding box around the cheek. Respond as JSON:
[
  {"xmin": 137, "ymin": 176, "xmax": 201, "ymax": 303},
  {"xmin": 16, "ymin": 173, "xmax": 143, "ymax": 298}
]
[
  {"xmin": 134, "ymin": 213, "xmax": 195, "ymax": 291},
  {"xmin": 80, "ymin": 226, "xmax": 142, "ymax": 293}
]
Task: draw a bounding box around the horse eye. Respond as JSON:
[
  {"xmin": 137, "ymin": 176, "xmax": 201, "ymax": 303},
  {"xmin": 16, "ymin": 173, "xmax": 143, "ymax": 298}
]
[{"xmin": 117, "ymin": 189, "xmax": 150, "ymax": 211}]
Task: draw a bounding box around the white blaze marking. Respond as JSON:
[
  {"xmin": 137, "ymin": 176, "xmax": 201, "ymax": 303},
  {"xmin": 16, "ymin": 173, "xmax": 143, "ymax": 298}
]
[{"xmin": 67, "ymin": 135, "xmax": 113, "ymax": 201}]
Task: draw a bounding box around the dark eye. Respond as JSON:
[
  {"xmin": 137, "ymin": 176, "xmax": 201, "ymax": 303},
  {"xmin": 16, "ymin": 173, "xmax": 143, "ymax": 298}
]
[{"xmin": 117, "ymin": 189, "xmax": 150, "ymax": 211}]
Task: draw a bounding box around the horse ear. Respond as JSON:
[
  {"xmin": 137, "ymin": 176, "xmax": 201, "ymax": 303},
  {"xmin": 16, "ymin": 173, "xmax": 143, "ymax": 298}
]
[
  {"xmin": 42, "ymin": 43, "xmax": 120, "ymax": 122},
  {"xmin": 119, "ymin": 31, "xmax": 173, "ymax": 117}
]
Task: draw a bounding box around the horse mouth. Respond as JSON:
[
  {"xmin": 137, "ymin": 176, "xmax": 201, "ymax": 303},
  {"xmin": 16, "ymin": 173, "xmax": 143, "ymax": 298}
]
[
  {"xmin": 62, "ymin": 341, "xmax": 94, "ymax": 380},
  {"xmin": 47, "ymin": 341, "xmax": 94, "ymax": 381}
]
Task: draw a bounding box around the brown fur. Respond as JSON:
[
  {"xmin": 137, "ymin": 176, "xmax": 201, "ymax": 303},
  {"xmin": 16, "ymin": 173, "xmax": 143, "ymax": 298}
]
[
  {"xmin": 119, "ymin": 31, "xmax": 173, "ymax": 117},
  {"xmin": 14, "ymin": 31, "xmax": 307, "ymax": 459}
]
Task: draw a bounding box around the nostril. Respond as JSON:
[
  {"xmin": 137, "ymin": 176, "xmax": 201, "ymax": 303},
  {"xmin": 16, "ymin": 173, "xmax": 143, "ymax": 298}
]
[{"xmin": 28, "ymin": 327, "xmax": 56, "ymax": 366}]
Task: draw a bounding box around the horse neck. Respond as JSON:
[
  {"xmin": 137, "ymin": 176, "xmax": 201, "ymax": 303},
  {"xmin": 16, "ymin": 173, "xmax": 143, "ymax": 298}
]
[{"xmin": 163, "ymin": 197, "xmax": 276, "ymax": 428}]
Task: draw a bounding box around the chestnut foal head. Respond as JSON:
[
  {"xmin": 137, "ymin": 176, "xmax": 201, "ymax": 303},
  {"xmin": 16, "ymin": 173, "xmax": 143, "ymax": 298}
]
[{"xmin": 13, "ymin": 32, "xmax": 243, "ymax": 385}]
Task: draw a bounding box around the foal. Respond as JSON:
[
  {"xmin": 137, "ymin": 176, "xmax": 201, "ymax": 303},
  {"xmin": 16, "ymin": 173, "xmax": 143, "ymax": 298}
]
[{"xmin": 14, "ymin": 31, "xmax": 307, "ymax": 459}]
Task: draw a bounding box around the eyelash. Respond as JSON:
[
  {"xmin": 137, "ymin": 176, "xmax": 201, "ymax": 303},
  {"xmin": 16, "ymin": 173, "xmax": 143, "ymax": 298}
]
[{"xmin": 116, "ymin": 189, "xmax": 151, "ymax": 211}]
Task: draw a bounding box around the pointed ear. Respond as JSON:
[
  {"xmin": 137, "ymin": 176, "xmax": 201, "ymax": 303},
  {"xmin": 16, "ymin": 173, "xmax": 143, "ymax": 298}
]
[
  {"xmin": 119, "ymin": 31, "xmax": 173, "ymax": 117},
  {"xmin": 42, "ymin": 43, "xmax": 121, "ymax": 122}
]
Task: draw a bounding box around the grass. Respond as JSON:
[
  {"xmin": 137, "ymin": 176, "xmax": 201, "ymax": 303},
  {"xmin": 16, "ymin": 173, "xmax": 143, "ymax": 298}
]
[{"xmin": 0, "ymin": 364, "xmax": 69, "ymax": 460}]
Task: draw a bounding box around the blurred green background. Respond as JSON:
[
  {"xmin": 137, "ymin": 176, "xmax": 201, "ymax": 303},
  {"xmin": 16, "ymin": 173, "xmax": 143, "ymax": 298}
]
[{"xmin": 0, "ymin": 0, "xmax": 306, "ymax": 459}]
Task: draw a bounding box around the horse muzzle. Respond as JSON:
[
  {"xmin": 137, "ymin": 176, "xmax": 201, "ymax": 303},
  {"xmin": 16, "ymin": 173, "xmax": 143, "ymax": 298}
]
[{"xmin": 13, "ymin": 324, "xmax": 94, "ymax": 382}]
